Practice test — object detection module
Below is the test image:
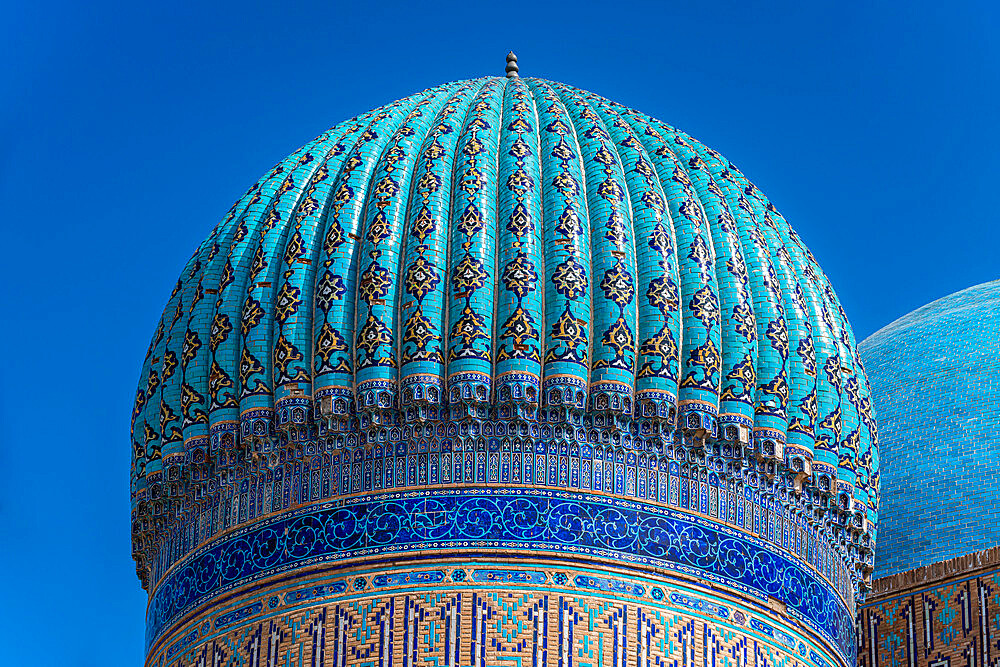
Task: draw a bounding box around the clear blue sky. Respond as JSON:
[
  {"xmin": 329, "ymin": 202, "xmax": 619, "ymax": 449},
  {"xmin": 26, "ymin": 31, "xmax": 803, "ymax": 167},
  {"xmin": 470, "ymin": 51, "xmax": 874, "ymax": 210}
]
[{"xmin": 1, "ymin": 1, "xmax": 996, "ymax": 664}]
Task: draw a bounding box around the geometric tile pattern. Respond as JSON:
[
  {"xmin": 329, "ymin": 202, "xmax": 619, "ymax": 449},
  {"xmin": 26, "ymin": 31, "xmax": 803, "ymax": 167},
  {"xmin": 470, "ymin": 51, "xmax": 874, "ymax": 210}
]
[
  {"xmin": 144, "ymin": 490, "xmax": 855, "ymax": 659},
  {"xmin": 858, "ymin": 550, "xmax": 1000, "ymax": 667},
  {"xmin": 860, "ymin": 280, "xmax": 1000, "ymax": 578},
  {"xmin": 147, "ymin": 560, "xmax": 849, "ymax": 667}
]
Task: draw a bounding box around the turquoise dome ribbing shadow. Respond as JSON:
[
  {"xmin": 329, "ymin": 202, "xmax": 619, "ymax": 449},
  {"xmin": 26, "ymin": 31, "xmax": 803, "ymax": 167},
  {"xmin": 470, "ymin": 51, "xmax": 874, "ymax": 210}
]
[
  {"xmin": 861, "ymin": 280, "xmax": 1000, "ymax": 578},
  {"xmin": 130, "ymin": 76, "xmax": 879, "ymax": 592}
]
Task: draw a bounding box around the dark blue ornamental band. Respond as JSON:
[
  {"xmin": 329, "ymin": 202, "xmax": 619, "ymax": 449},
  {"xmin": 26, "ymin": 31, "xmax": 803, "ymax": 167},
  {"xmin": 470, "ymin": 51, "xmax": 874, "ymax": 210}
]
[{"xmin": 146, "ymin": 489, "xmax": 855, "ymax": 662}]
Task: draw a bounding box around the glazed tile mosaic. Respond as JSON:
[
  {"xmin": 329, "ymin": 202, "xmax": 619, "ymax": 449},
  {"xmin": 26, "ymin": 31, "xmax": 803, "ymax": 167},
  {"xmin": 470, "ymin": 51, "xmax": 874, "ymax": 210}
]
[
  {"xmin": 149, "ymin": 561, "xmax": 845, "ymax": 667},
  {"xmin": 144, "ymin": 489, "xmax": 855, "ymax": 658},
  {"xmin": 130, "ymin": 56, "xmax": 877, "ymax": 667},
  {"xmin": 859, "ymin": 280, "xmax": 1000, "ymax": 579},
  {"xmin": 858, "ymin": 548, "xmax": 1000, "ymax": 667}
]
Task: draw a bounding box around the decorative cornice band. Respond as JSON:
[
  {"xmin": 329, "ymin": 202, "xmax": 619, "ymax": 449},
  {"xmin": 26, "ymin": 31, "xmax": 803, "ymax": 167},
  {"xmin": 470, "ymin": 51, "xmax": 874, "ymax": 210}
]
[{"xmin": 864, "ymin": 545, "xmax": 1000, "ymax": 603}]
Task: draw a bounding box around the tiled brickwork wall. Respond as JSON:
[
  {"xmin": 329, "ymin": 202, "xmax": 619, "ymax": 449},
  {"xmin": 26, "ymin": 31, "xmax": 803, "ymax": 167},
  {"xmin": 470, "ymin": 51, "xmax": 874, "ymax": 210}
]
[
  {"xmin": 858, "ymin": 547, "xmax": 1000, "ymax": 667},
  {"xmin": 149, "ymin": 559, "xmax": 846, "ymax": 667},
  {"xmin": 860, "ymin": 280, "xmax": 1000, "ymax": 579},
  {"xmin": 143, "ymin": 488, "xmax": 857, "ymax": 663}
]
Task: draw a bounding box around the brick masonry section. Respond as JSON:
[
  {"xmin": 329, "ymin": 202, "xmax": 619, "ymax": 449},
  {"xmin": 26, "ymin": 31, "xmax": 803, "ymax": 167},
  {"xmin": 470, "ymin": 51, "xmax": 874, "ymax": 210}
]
[
  {"xmin": 148, "ymin": 558, "xmax": 847, "ymax": 667},
  {"xmin": 858, "ymin": 546, "xmax": 1000, "ymax": 667},
  {"xmin": 143, "ymin": 488, "xmax": 856, "ymax": 657}
]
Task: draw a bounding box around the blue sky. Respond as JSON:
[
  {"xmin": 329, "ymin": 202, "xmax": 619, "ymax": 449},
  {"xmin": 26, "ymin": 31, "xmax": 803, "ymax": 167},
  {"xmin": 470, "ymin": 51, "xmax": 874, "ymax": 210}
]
[{"xmin": 1, "ymin": 1, "xmax": 996, "ymax": 664}]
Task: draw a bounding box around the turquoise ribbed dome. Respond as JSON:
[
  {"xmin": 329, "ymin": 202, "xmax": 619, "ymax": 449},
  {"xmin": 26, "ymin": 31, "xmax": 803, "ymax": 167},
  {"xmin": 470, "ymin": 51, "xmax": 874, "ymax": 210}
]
[{"xmin": 131, "ymin": 75, "xmax": 878, "ymax": 584}]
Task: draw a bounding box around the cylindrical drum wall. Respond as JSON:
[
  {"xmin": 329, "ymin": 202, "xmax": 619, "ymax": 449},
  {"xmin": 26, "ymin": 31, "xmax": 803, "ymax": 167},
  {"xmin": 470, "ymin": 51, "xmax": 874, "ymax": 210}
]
[{"xmin": 146, "ymin": 491, "xmax": 855, "ymax": 667}]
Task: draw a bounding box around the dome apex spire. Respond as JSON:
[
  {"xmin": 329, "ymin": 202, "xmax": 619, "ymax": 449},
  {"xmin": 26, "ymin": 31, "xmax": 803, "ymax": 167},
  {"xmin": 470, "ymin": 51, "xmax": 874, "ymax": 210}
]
[{"xmin": 505, "ymin": 51, "xmax": 519, "ymax": 78}]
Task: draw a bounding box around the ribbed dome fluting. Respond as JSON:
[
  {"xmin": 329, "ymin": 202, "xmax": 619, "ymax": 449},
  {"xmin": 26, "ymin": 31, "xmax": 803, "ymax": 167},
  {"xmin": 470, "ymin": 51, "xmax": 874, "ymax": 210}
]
[{"xmin": 130, "ymin": 75, "xmax": 878, "ymax": 611}]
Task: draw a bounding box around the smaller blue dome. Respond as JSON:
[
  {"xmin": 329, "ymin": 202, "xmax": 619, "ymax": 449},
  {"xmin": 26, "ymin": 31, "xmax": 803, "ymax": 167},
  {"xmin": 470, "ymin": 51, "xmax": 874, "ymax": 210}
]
[{"xmin": 861, "ymin": 280, "xmax": 1000, "ymax": 578}]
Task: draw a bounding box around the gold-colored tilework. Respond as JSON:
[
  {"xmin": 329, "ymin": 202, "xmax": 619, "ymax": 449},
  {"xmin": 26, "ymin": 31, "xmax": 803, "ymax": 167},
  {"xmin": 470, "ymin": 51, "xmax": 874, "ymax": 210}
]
[{"xmin": 151, "ymin": 562, "xmax": 842, "ymax": 667}]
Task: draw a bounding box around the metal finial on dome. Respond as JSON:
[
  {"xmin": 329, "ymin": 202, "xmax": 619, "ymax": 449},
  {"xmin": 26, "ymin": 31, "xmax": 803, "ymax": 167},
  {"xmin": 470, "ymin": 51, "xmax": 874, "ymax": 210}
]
[{"xmin": 505, "ymin": 51, "xmax": 519, "ymax": 78}]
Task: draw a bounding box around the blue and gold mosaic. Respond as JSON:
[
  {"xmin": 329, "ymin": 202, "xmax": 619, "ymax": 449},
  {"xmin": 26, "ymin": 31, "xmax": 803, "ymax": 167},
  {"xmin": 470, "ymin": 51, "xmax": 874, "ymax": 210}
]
[
  {"xmin": 149, "ymin": 560, "xmax": 845, "ymax": 667},
  {"xmin": 145, "ymin": 488, "xmax": 855, "ymax": 661},
  {"xmin": 131, "ymin": 63, "xmax": 877, "ymax": 667}
]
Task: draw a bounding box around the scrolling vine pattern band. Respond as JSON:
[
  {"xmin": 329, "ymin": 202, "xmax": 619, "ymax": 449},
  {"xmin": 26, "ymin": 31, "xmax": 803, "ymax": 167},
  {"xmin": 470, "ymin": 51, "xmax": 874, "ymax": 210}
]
[{"xmin": 147, "ymin": 489, "xmax": 854, "ymax": 662}]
